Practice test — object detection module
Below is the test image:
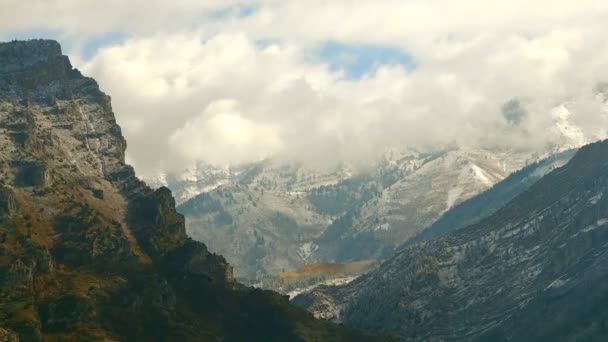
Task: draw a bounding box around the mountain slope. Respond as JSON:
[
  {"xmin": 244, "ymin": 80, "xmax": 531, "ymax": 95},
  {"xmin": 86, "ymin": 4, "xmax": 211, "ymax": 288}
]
[
  {"xmin": 294, "ymin": 139, "xmax": 608, "ymax": 341},
  {"xmin": 315, "ymin": 148, "xmax": 535, "ymax": 262},
  {"xmin": 180, "ymin": 182, "xmax": 331, "ymax": 279},
  {"xmin": 177, "ymin": 151, "xmax": 430, "ymax": 279},
  {"xmin": 0, "ymin": 40, "xmax": 384, "ymax": 341},
  {"xmin": 407, "ymin": 148, "xmax": 576, "ymax": 245},
  {"xmin": 178, "ymin": 148, "xmax": 550, "ymax": 280}
]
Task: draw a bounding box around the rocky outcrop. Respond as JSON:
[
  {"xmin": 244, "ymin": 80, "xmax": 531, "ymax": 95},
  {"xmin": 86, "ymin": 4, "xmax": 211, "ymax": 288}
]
[
  {"xmin": 39, "ymin": 295, "xmax": 96, "ymax": 326},
  {"xmin": 0, "ymin": 187, "xmax": 18, "ymax": 216},
  {"xmin": 0, "ymin": 40, "xmax": 384, "ymax": 341},
  {"xmin": 0, "ymin": 328, "xmax": 18, "ymax": 342},
  {"xmin": 0, "ymin": 40, "xmax": 75, "ymax": 96},
  {"xmin": 178, "ymin": 147, "xmax": 569, "ymax": 282},
  {"xmin": 295, "ymin": 139, "xmax": 608, "ymax": 341},
  {"xmin": 14, "ymin": 162, "xmax": 51, "ymax": 187},
  {"xmin": 407, "ymin": 148, "xmax": 575, "ymax": 245}
]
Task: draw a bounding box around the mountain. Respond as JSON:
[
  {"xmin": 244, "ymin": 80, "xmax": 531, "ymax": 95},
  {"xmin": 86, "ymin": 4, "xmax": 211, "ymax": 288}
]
[
  {"xmin": 407, "ymin": 148, "xmax": 576, "ymax": 245},
  {"xmin": 0, "ymin": 40, "xmax": 384, "ymax": 341},
  {"xmin": 149, "ymin": 160, "xmax": 358, "ymax": 206},
  {"xmin": 314, "ymin": 148, "xmax": 538, "ymax": 262},
  {"xmin": 145, "ymin": 163, "xmax": 234, "ymax": 205},
  {"xmin": 176, "ymin": 151, "xmax": 426, "ymax": 280},
  {"xmin": 176, "ymin": 146, "xmax": 574, "ymax": 281},
  {"xmin": 293, "ymin": 139, "xmax": 608, "ymax": 341}
]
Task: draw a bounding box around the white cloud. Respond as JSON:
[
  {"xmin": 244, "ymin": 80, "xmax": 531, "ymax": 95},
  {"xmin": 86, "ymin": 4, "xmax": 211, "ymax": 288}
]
[
  {"xmin": 169, "ymin": 99, "xmax": 283, "ymax": 166},
  {"xmin": 3, "ymin": 1, "xmax": 608, "ymax": 176},
  {"xmin": 0, "ymin": 0, "xmax": 246, "ymax": 35}
]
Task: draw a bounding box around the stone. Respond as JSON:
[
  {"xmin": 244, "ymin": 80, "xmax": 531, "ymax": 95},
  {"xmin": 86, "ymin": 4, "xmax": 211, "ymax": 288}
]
[
  {"xmin": 40, "ymin": 296, "xmax": 96, "ymax": 326},
  {"xmin": 91, "ymin": 188, "xmax": 104, "ymax": 199},
  {"xmin": 15, "ymin": 162, "xmax": 51, "ymax": 187},
  {"xmin": 0, "ymin": 327, "xmax": 19, "ymax": 342},
  {"xmin": 0, "ymin": 187, "xmax": 18, "ymax": 216}
]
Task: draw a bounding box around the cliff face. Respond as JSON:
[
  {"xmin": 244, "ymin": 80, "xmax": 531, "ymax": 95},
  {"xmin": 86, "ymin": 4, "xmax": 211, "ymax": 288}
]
[
  {"xmin": 0, "ymin": 40, "xmax": 382, "ymax": 341},
  {"xmin": 295, "ymin": 139, "xmax": 608, "ymax": 341}
]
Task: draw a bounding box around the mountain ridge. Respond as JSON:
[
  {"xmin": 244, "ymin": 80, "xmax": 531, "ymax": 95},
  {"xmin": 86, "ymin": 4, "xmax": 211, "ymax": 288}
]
[
  {"xmin": 0, "ymin": 39, "xmax": 384, "ymax": 341},
  {"xmin": 293, "ymin": 138, "xmax": 608, "ymax": 341},
  {"xmin": 177, "ymin": 146, "xmax": 572, "ymax": 281}
]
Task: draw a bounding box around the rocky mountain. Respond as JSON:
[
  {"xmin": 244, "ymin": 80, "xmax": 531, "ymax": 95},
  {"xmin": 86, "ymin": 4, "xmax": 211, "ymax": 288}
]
[
  {"xmin": 175, "ymin": 151, "xmax": 424, "ymax": 280},
  {"xmin": 146, "ymin": 164, "xmax": 234, "ymax": 205},
  {"xmin": 148, "ymin": 160, "xmax": 357, "ymax": 206},
  {"xmin": 176, "ymin": 145, "xmax": 576, "ymax": 281},
  {"xmin": 0, "ymin": 40, "xmax": 384, "ymax": 341},
  {"xmin": 314, "ymin": 148, "xmax": 537, "ymax": 262},
  {"xmin": 407, "ymin": 148, "xmax": 576, "ymax": 245},
  {"xmin": 293, "ymin": 139, "xmax": 608, "ymax": 341}
]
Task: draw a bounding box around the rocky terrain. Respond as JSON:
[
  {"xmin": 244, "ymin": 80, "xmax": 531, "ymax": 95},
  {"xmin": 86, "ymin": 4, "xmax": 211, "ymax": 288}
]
[
  {"xmin": 314, "ymin": 148, "xmax": 540, "ymax": 262},
  {"xmin": 0, "ymin": 40, "xmax": 384, "ymax": 341},
  {"xmin": 407, "ymin": 148, "xmax": 576, "ymax": 245},
  {"xmin": 175, "ymin": 146, "xmax": 577, "ymax": 281},
  {"xmin": 294, "ymin": 139, "xmax": 608, "ymax": 341}
]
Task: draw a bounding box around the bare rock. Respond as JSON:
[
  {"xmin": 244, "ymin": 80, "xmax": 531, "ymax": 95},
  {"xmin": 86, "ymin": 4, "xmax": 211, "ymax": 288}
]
[{"xmin": 0, "ymin": 327, "xmax": 19, "ymax": 342}]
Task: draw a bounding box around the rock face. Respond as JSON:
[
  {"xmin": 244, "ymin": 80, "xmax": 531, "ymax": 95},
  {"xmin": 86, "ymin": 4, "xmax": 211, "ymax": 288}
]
[
  {"xmin": 407, "ymin": 148, "xmax": 576, "ymax": 245},
  {"xmin": 0, "ymin": 187, "xmax": 19, "ymax": 216},
  {"xmin": 0, "ymin": 328, "xmax": 18, "ymax": 342},
  {"xmin": 178, "ymin": 149, "xmax": 534, "ymax": 280},
  {"xmin": 294, "ymin": 139, "xmax": 608, "ymax": 341},
  {"xmin": 178, "ymin": 148, "xmax": 570, "ymax": 281},
  {"xmin": 0, "ymin": 40, "xmax": 384, "ymax": 341},
  {"xmin": 313, "ymin": 149, "xmax": 542, "ymax": 262}
]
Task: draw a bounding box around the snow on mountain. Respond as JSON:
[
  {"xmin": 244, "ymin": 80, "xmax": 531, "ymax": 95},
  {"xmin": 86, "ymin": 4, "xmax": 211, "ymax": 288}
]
[
  {"xmin": 293, "ymin": 139, "xmax": 608, "ymax": 341},
  {"xmin": 142, "ymin": 103, "xmax": 601, "ymax": 282},
  {"xmin": 144, "ymin": 163, "xmax": 233, "ymax": 204},
  {"xmin": 313, "ymin": 148, "xmax": 539, "ymax": 262},
  {"xmin": 172, "ymin": 147, "xmax": 573, "ymax": 281},
  {"xmin": 550, "ymin": 104, "xmax": 588, "ymax": 149}
]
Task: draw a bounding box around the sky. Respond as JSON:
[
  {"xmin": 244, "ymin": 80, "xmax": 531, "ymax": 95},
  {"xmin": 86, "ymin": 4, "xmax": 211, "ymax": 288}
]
[{"xmin": 3, "ymin": 1, "xmax": 608, "ymax": 177}]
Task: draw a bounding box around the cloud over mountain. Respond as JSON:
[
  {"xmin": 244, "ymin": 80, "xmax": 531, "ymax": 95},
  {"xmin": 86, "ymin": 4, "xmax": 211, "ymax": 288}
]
[{"xmin": 3, "ymin": 1, "xmax": 608, "ymax": 176}]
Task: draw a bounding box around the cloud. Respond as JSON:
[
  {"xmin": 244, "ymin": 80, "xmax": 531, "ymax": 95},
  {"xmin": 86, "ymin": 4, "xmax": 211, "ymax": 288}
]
[
  {"xmin": 501, "ymin": 99, "xmax": 526, "ymax": 126},
  {"xmin": 0, "ymin": 0, "xmax": 246, "ymax": 35},
  {"xmin": 4, "ymin": 1, "xmax": 608, "ymax": 177},
  {"xmin": 169, "ymin": 100, "xmax": 283, "ymax": 166}
]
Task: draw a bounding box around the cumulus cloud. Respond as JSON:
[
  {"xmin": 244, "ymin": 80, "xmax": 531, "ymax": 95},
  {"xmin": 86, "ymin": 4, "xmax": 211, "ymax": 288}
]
[
  {"xmin": 3, "ymin": 1, "xmax": 608, "ymax": 177},
  {"xmin": 169, "ymin": 99, "xmax": 283, "ymax": 166}
]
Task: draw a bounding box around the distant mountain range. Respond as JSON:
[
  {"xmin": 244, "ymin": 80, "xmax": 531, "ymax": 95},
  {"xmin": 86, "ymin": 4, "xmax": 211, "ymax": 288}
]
[
  {"xmin": 154, "ymin": 141, "xmax": 580, "ymax": 282},
  {"xmin": 145, "ymin": 82, "xmax": 600, "ymax": 283},
  {"xmin": 294, "ymin": 139, "xmax": 608, "ymax": 341}
]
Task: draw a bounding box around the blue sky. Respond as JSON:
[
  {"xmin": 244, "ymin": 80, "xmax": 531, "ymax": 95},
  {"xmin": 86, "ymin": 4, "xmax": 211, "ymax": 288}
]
[
  {"xmin": 318, "ymin": 41, "xmax": 416, "ymax": 79},
  {"xmin": 208, "ymin": 4, "xmax": 257, "ymax": 20}
]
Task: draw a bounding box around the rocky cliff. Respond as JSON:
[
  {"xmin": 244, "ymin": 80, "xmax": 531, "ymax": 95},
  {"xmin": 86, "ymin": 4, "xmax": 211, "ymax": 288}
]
[
  {"xmin": 0, "ymin": 40, "xmax": 383, "ymax": 341},
  {"xmin": 295, "ymin": 139, "xmax": 608, "ymax": 341},
  {"xmin": 179, "ymin": 148, "xmax": 549, "ymax": 281}
]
